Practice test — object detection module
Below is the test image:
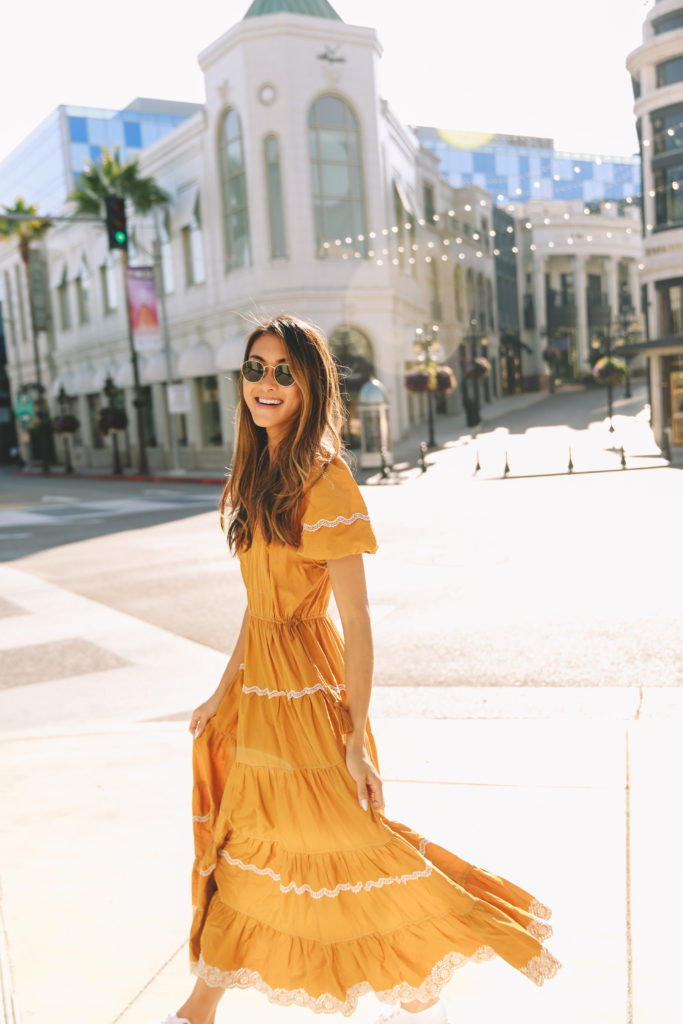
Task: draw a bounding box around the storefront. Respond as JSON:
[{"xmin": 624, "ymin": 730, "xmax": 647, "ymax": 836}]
[{"xmin": 632, "ymin": 339, "xmax": 683, "ymax": 451}]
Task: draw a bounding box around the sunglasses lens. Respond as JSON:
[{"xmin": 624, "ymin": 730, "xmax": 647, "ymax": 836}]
[
  {"xmin": 274, "ymin": 364, "xmax": 295, "ymax": 387},
  {"xmin": 242, "ymin": 360, "xmax": 264, "ymax": 382}
]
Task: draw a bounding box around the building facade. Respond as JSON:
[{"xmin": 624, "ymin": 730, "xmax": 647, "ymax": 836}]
[
  {"xmin": 0, "ymin": 0, "xmax": 501, "ymax": 472},
  {"xmin": 628, "ymin": 0, "xmax": 683, "ymax": 449},
  {"xmin": 416, "ymin": 127, "xmax": 642, "ymax": 206}
]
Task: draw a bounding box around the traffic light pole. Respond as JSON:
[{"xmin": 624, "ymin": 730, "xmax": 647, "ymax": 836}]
[
  {"xmin": 153, "ymin": 210, "xmax": 182, "ymax": 474},
  {"xmin": 120, "ymin": 249, "xmax": 150, "ymax": 476}
]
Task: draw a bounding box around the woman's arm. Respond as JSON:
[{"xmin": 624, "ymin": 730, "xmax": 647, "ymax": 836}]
[
  {"xmin": 327, "ymin": 554, "xmax": 384, "ymax": 813},
  {"xmin": 190, "ymin": 606, "xmax": 249, "ymax": 738}
]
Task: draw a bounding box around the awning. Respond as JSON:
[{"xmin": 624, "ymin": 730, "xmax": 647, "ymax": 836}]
[
  {"xmin": 49, "ymin": 371, "xmax": 75, "ymax": 398},
  {"xmin": 178, "ymin": 341, "xmax": 215, "ymax": 378},
  {"xmin": 172, "ymin": 183, "xmax": 199, "ymax": 231},
  {"xmin": 49, "ymin": 259, "xmax": 67, "ymax": 289},
  {"xmin": 394, "ymin": 179, "xmax": 415, "ymax": 218},
  {"xmin": 71, "ymin": 366, "xmax": 96, "ymax": 394},
  {"xmin": 91, "ymin": 361, "xmax": 121, "ymax": 393},
  {"xmin": 216, "ymin": 336, "xmax": 246, "ymax": 371},
  {"xmin": 144, "ymin": 351, "xmax": 176, "ymax": 383}
]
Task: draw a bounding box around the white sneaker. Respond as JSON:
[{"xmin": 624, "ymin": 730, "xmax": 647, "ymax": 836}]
[
  {"xmin": 370, "ymin": 998, "xmax": 449, "ymax": 1023},
  {"xmin": 152, "ymin": 1015, "xmax": 191, "ymax": 1024}
]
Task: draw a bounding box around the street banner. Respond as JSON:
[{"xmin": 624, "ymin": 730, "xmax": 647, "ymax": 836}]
[
  {"xmin": 167, "ymin": 383, "xmax": 191, "ymax": 414},
  {"xmin": 126, "ymin": 266, "xmax": 162, "ymax": 352}
]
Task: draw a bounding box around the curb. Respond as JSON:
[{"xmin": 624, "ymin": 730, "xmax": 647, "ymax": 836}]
[{"xmin": 13, "ymin": 469, "xmax": 227, "ymax": 486}]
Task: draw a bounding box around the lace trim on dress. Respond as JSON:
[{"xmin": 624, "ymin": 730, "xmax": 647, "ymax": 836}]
[
  {"xmin": 242, "ymin": 682, "xmax": 328, "ymax": 700},
  {"xmin": 519, "ymin": 946, "xmax": 562, "ymax": 986},
  {"xmin": 218, "ymin": 849, "xmax": 433, "ymax": 897},
  {"xmin": 528, "ymin": 919, "xmax": 554, "ymax": 941},
  {"xmin": 191, "ymin": 946, "xmax": 497, "ymax": 1017},
  {"xmin": 529, "ymin": 898, "xmax": 552, "ymax": 921},
  {"xmin": 418, "ymin": 838, "xmax": 430, "ymax": 856},
  {"xmin": 302, "ymin": 512, "xmax": 370, "ymax": 533},
  {"xmin": 192, "ymin": 813, "xmax": 211, "ymax": 823},
  {"xmin": 198, "ymin": 863, "xmax": 216, "ymax": 877}
]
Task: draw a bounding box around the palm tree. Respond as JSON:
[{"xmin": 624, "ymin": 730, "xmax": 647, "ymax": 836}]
[
  {"xmin": 69, "ymin": 147, "xmax": 170, "ymax": 475},
  {"xmin": 0, "ymin": 198, "xmax": 53, "ymax": 472}
]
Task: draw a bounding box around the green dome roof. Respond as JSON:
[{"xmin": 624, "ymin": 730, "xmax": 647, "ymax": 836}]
[{"xmin": 243, "ymin": 0, "xmax": 342, "ymax": 19}]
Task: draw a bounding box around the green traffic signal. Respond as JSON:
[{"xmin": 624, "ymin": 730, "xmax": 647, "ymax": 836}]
[{"xmin": 114, "ymin": 229, "xmax": 126, "ymax": 244}]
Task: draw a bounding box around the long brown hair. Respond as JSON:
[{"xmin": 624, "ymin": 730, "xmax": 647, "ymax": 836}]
[{"xmin": 221, "ymin": 316, "xmax": 345, "ymax": 551}]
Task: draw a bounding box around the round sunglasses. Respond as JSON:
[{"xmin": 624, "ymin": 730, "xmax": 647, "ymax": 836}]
[{"xmin": 241, "ymin": 359, "xmax": 296, "ymax": 388}]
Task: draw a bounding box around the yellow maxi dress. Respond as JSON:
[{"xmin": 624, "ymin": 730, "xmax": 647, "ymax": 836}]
[{"xmin": 190, "ymin": 458, "xmax": 560, "ymax": 1015}]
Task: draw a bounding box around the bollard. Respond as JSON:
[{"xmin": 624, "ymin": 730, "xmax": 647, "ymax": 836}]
[
  {"xmin": 503, "ymin": 450, "xmax": 510, "ymax": 477},
  {"xmin": 568, "ymin": 447, "xmax": 574, "ymax": 473},
  {"xmin": 474, "ymin": 448, "xmax": 481, "ymax": 474},
  {"xmin": 620, "ymin": 445, "xmax": 627, "ymax": 469},
  {"xmin": 418, "ymin": 441, "xmax": 428, "ymax": 473}
]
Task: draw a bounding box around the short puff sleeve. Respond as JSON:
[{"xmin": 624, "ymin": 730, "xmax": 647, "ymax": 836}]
[{"xmin": 298, "ymin": 458, "xmax": 378, "ymax": 561}]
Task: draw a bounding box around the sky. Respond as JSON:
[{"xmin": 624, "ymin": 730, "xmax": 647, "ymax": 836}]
[{"xmin": 0, "ymin": 0, "xmax": 656, "ymax": 165}]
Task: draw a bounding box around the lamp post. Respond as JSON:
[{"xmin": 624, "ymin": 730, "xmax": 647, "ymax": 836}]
[
  {"xmin": 463, "ymin": 317, "xmax": 489, "ymax": 426},
  {"xmin": 56, "ymin": 386, "xmax": 74, "ymax": 473},
  {"xmin": 591, "ymin": 314, "xmax": 629, "ymax": 433},
  {"xmin": 613, "ymin": 305, "xmax": 637, "ymax": 399},
  {"xmin": 412, "ymin": 324, "xmax": 441, "ymax": 448},
  {"xmin": 103, "ymin": 374, "xmax": 123, "ymax": 475}
]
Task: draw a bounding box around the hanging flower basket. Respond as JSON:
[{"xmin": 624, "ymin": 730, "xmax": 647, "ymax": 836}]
[
  {"xmin": 542, "ymin": 347, "xmax": 559, "ymax": 365},
  {"xmin": 52, "ymin": 414, "xmax": 80, "ymax": 435},
  {"xmin": 433, "ymin": 365, "xmax": 457, "ymax": 394},
  {"xmin": 97, "ymin": 406, "xmax": 128, "ymax": 434},
  {"xmin": 404, "ymin": 369, "xmax": 431, "ymax": 393},
  {"xmin": 592, "ymin": 356, "xmax": 627, "ymax": 387},
  {"xmin": 465, "ymin": 357, "xmax": 491, "ymax": 380}
]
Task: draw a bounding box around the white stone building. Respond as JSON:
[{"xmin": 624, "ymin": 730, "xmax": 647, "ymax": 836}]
[
  {"xmin": 628, "ymin": 0, "xmax": 683, "ymax": 449},
  {"xmin": 0, "ymin": 0, "xmax": 501, "ymax": 472},
  {"xmin": 514, "ymin": 199, "xmax": 644, "ymax": 386}
]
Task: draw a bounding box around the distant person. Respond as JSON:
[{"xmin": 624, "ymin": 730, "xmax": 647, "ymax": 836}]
[{"xmin": 155, "ymin": 316, "xmax": 560, "ymax": 1024}]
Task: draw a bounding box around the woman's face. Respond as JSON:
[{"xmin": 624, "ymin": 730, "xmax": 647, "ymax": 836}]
[{"xmin": 243, "ymin": 331, "xmax": 303, "ymax": 446}]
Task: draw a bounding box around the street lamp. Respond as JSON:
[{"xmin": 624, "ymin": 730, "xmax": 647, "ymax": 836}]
[
  {"xmin": 462, "ymin": 317, "xmax": 489, "ymax": 427},
  {"xmin": 412, "ymin": 324, "xmax": 442, "ymax": 448},
  {"xmin": 103, "ymin": 374, "xmax": 123, "ymax": 475},
  {"xmin": 56, "ymin": 385, "xmax": 75, "ymax": 473},
  {"xmin": 591, "ymin": 315, "xmax": 629, "ymax": 433},
  {"xmin": 613, "ymin": 305, "xmax": 638, "ymax": 399}
]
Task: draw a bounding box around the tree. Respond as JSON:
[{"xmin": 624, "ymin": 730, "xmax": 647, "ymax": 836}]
[
  {"xmin": 69, "ymin": 147, "xmax": 170, "ymax": 475},
  {"xmin": 0, "ymin": 198, "xmax": 53, "ymax": 472}
]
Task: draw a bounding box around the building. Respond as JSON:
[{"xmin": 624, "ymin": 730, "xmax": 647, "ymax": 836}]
[
  {"xmin": 416, "ymin": 127, "xmax": 642, "ymax": 206},
  {"xmin": 628, "ymin": 0, "xmax": 683, "ymax": 451},
  {"xmin": 0, "ymin": 98, "xmax": 203, "ymax": 214},
  {"xmin": 0, "ymin": 0, "xmax": 501, "ymax": 472}
]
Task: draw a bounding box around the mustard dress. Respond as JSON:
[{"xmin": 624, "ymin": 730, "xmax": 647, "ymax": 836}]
[{"xmin": 190, "ymin": 458, "xmax": 560, "ymax": 1015}]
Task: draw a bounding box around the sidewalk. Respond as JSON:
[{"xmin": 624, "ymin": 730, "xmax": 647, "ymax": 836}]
[{"xmin": 1, "ymin": 559, "xmax": 681, "ymax": 1024}]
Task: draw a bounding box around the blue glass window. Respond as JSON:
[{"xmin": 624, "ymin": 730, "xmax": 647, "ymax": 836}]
[
  {"xmin": 123, "ymin": 121, "xmax": 142, "ymax": 148},
  {"xmin": 657, "ymin": 56, "xmax": 683, "ymax": 88},
  {"xmin": 68, "ymin": 116, "xmax": 88, "ymax": 143},
  {"xmin": 89, "ymin": 145, "xmax": 102, "ymax": 163}
]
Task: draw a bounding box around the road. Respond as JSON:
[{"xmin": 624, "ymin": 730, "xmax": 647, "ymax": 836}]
[{"xmin": 2, "ymin": 383, "xmax": 680, "ymax": 690}]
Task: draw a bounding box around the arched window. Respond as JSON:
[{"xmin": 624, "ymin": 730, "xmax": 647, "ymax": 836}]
[
  {"xmin": 264, "ymin": 135, "xmax": 286, "ymax": 258},
  {"xmin": 77, "ymin": 255, "xmax": 91, "ymax": 325},
  {"xmin": 308, "ymin": 96, "xmax": 366, "ymax": 258},
  {"xmin": 219, "ymin": 109, "xmax": 251, "ymax": 271},
  {"xmin": 329, "ymin": 325, "xmax": 375, "ymax": 446}
]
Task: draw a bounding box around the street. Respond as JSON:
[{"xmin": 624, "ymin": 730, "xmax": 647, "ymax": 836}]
[{"xmin": 0, "ymin": 386, "xmax": 682, "ymax": 1024}]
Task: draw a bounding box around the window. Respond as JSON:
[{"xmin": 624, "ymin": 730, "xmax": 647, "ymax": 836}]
[
  {"xmin": 264, "ymin": 135, "xmax": 286, "ymax": 258},
  {"xmin": 429, "ymin": 259, "xmax": 440, "ymax": 320},
  {"xmin": 651, "ymin": 105, "xmax": 683, "ymax": 155},
  {"xmin": 393, "ymin": 184, "xmax": 407, "ymax": 269},
  {"xmin": 68, "ymin": 116, "xmax": 88, "ymax": 143},
  {"xmin": 656, "ymin": 56, "xmax": 683, "ymax": 88},
  {"xmin": 159, "ymin": 211, "xmax": 175, "ymax": 294},
  {"xmin": 198, "ymin": 375, "xmax": 222, "ymax": 446},
  {"xmin": 57, "ymin": 267, "xmax": 71, "ymax": 330},
  {"xmin": 100, "ymin": 253, "xmax": 117, "ymax": 314},
  {"xmin": 76, "ymin": 255, "xmax": 91, "ymax": 324},
  {"xmin": 123, "ymin": 121, "xmax": 142, "ymax": 148},
  {"xmin": 14, "ymin": 265, "xmax": 27, "ymax": 341},
  {"xmin": 182, "ymin": 197, "xmax": 206, "ymax": 286},
  {"xmin": 654, "ymin": 9, "xmax": 683, "ymax": 34},
  {"xmin": 632, "ymin": 76, "xmax": 641, "ymax": 100},
  {"xmin": 454, "ymin": 264, "xmax": 464, "ymax": 322},
  {"xmin": 308, "ymin": 95, "xmax": 366, "ymax": 258},
  {"xmin": 486, "ymin": 278, "xmax": 495, "ymax": 329},
  {"xmin": 219, "ymin": 108, "xmax": 251, "ymax": 271},
  {"xmin": 423, "ymin": 183, "xmax": 436, "ymax": 224},
  {"xmin": 656, "ymin": 277, "xmax": 683, "ymax": 335},
  {"xmin": 655, "ymin": 164, "xmax": 683, "ymax": 227},
  {"xmin": 560, "ymin": 272, "xmax": 575, "ymax": 306}
]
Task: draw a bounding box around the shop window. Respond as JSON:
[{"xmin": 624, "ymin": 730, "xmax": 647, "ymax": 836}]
[
  {"xmin": 199, "ymin": 375, "xmax": 222, "ymax": 446},
  {"xmin": 656, "ymin": 277, "xmax": 683, "ymax": 335},
  {"xmin": 182, "ymin": 197, "xmax": 206, "ymax": 286}
]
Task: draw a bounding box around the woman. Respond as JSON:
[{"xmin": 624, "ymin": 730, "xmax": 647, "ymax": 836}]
[{"xmin": 157, "ymin": 316, "xmax": 559, "ymax": 1024}]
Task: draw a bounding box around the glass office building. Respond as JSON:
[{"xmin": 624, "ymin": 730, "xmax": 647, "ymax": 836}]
[
  {"xmin": 0, "ymin": 98, "xmax": 203, "ymax": 214},
  {"xmin": 416, "ymin": 127, "xmax": 642, "ymax": 205}
]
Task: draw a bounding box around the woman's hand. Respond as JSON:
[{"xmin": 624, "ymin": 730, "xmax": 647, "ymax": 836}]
[
  {"xmin": 345, "ymin": 743, "xmax": 384, "ymax": 813},
  {"xmin": 189, "ymin": 693, "xmax": 222, "ymax": 740}
]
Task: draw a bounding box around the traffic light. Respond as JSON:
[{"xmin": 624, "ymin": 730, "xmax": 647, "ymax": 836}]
[{"xmin": 105, "ymin": 195, "xmax": 128, "ymax": 251}]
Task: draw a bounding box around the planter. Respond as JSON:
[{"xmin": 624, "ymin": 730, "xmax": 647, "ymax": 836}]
[
  {"xmin": 465, "ymin": 357, "xmax": 491, "ymax": 380},
  {"xmin": 97, "ymin": 406, "xmax": 129, "ymax": 433},
  {"xmin": 404, "ymin": 369, "xmax": 431, "ymax": 393},
  {"xmin": 52, "ymin": 414, "xmax": 80, "ymax": 435},
  {"xmin": 592, "ymin": 356, "xmax": 627, "ymax": 387}
]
